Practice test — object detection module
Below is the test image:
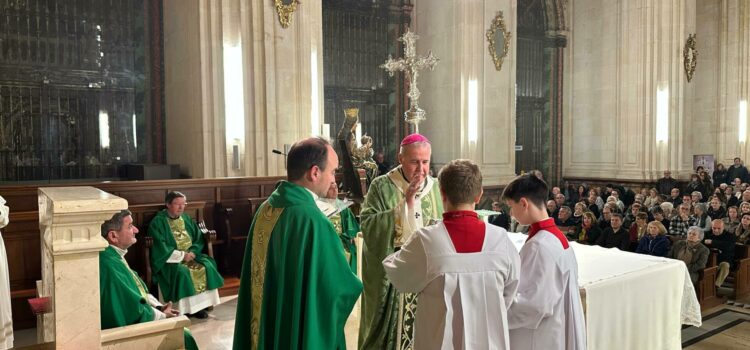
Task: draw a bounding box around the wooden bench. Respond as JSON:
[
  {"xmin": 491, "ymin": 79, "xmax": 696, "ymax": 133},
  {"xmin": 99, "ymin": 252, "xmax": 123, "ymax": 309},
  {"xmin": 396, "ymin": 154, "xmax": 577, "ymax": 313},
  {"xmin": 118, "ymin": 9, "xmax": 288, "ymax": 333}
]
[
  {"xmin": 696, "ymin": 251, "xmax": 722, "ymax": 310},
  {"xmin": 730, "ymin": 244, "xmax": 750, "ymax": 299}
]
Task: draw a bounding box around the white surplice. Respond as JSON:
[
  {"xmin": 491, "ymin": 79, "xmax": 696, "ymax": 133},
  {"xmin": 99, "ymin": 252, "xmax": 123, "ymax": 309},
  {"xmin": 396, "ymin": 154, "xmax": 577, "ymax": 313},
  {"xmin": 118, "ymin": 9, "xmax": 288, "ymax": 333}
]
[
  {"xmin": 383, "ymin": 222, "xmax": 520, "ymax": 349},
  {"xmin": 508, "ymin": 229, "xmax": 586, "ymax": 350},
  {"xmin": 0, "ymin": 196, "xmax": 12, "ymax": 349}
]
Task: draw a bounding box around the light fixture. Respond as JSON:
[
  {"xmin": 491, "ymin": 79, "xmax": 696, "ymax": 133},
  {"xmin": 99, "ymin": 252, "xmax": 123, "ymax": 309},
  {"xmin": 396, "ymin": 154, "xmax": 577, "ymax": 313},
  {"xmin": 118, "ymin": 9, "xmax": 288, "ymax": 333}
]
[
  {"xmin": 311, "ymin": 49, "xmax": 320, "ymax": 136},
  {"xmin": 223, "ymin": 44, "xmax": 245, "ymax": 144},
  {"xmin": 99, "ymin": 111, "xmax": 110, "ymax": 149},
  {"xmin": 468, "ymin": 79, "xmax": 478, "ymax": 143},
  {"xmin": 656, "ymin": 86, "xmax": 669, "ymax": 143},
  {"xmin": 740, "ymin": 100, "xmax": 747, "ymax": 143}
]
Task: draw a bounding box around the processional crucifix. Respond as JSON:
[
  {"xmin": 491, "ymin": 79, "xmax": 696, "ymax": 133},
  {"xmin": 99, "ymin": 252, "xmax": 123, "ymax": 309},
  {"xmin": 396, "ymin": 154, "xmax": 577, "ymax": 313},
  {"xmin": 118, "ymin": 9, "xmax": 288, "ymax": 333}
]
[{"xmin": 381, "ymin": 30, "xmax": 439, "ymax": 133}]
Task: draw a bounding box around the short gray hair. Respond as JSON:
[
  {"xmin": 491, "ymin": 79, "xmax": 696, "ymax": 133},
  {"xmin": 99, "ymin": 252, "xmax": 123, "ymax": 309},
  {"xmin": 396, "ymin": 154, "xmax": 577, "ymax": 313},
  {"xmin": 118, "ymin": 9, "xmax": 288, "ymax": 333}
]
[
  {"xmin": 101, "ymin": 210, "xmax": 133, "ymax": 239},
  {"xmin": 691, "ymin": 191, "xmax": 703, "ymax": 200},
  {"xmin": 693, "ymin": 202, "xmax": 707, "ymax": 213},
  {"xmin": 687, "ymin": 226, "xmax": 704, "ymax": 240}
]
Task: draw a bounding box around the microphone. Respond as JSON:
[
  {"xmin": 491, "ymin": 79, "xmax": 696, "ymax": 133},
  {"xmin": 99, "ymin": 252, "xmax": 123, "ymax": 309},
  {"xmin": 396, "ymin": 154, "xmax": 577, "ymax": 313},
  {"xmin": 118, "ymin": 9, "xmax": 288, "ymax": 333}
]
[{"xmin": 272, "ymin": 149, "xmax": 287, "ymax": 156}]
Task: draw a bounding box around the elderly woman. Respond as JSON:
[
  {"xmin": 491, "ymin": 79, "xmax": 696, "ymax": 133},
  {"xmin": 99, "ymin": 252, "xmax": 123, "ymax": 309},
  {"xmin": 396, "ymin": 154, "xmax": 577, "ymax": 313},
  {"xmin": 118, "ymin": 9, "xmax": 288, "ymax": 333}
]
[
  {"xmin": 569, "ymin": 211, "xmax": 602, "ymax": 245},
  {"xmin": 635, "ymin": 221, "xmax": 672, "ymax": 257},
  {"xmin": 691, "ymin": 203, "xmax": 712, "ymax": 234},
  {"xmin": 668, "ymin": 226, "xmax": 710, "ymax": 283},
  {"xmin": 660, "ymin": 201, "xmax": 675, "ymax": 220}
]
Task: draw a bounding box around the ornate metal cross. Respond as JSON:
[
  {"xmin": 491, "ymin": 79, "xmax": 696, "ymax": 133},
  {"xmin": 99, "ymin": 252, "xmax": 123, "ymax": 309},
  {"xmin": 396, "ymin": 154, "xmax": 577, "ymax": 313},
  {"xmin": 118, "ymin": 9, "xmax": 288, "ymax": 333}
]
[{"xmin": 381, "ymin": 30, "xmax": 439, "ymax": 133}]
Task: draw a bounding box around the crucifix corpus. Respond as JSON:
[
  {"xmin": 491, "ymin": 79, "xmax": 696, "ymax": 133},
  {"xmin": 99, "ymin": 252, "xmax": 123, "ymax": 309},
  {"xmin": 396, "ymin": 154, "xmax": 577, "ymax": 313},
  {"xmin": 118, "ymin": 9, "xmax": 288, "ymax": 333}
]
[{"xmin": 381, "ymin": 29, "xmax": 439, "ymax": 133}]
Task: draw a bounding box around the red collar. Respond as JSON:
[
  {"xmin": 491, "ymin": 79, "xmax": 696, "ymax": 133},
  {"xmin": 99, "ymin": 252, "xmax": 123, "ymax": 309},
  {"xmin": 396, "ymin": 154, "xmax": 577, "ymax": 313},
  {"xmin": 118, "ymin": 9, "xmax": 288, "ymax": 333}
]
[
  {"xmin": 527, "ymin": 218, "xmax": 570, "ymax": 249},
  {"xmin": 442, "ymin": 210, "xmax": 479, "ymax": 220}
]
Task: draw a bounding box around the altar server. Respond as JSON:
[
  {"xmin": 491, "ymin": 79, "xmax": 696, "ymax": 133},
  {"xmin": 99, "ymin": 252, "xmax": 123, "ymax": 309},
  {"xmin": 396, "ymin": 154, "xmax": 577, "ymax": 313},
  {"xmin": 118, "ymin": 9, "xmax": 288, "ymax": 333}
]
[
  {"xmin": 383, "ymin": 159, "xmax": 520, "ymax": 349},
  {"xmin": 502, "ymin": 174, "xmax": 587, "ymax": 350}
]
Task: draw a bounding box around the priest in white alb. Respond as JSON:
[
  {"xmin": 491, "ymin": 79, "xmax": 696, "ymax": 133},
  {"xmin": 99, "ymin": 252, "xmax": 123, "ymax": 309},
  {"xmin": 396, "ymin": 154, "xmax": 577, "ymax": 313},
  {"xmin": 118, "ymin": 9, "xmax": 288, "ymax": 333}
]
[{"xmin": 383, "ymin": 159, "xmax": 520, "ymax": 349}]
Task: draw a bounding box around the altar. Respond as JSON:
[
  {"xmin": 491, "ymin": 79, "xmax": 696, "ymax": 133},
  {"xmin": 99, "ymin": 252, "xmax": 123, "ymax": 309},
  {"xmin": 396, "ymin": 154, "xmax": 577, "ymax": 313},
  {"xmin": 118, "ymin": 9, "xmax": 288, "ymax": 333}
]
[{"xmin": 507, "ymin": 232, "xmax": 702, "ymax": 350}]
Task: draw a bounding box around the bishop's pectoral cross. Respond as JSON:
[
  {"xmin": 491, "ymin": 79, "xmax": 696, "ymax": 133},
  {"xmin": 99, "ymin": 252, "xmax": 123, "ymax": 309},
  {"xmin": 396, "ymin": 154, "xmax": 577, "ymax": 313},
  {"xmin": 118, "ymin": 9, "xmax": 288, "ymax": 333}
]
[{"xmin": 381, "ymin": 30, "xmax": 439, "ymax": 133}]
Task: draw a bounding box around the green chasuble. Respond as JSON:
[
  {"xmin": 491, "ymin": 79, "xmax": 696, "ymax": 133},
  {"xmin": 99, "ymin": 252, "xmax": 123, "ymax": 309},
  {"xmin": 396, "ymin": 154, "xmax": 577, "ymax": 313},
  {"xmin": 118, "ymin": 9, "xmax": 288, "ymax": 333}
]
[
  {"xmin": 329, "ymin": 207, "xmax": 359, "ymax": 273},
  {"xmin": 148, "ymin": 211, "xmax": 224, "ymax": 303},
  {"xmin": 358, "ymin": 166, "xmax": 443, "ymax": 350},
  {"xmin": 99, "ymin": 246, "xmax": 198, "ymax": 350},
  {"xmin": 232, "ymin": 181, "xmax": 363, "ymax": 350}
]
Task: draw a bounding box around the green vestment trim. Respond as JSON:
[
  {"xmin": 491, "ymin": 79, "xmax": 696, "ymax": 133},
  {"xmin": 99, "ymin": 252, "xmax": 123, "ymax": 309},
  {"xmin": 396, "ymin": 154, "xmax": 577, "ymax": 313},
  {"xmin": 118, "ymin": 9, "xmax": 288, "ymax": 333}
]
[
  {"xmin": 232, "ymin": 181, "xmax": 363, "ymax": 350},
  {"xmin": 358, "ymin": 168, "xmax": 443, "ymax": 350}
]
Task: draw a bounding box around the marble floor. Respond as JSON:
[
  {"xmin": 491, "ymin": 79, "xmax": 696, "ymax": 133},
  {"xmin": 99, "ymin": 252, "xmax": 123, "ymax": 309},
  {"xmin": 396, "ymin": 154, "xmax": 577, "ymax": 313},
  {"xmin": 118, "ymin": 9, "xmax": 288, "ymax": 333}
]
[{"xmin": 10, "ymin": 294, "xmax": 750, "ymax": 349}]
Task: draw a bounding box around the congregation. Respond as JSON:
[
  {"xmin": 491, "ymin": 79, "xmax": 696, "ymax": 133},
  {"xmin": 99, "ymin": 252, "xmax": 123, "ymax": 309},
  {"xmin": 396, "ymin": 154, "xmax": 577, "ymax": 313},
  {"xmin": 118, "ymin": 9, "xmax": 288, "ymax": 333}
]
[{"xmin": 505, "ymin": 159, "xmax": 750, "ymax": 289}]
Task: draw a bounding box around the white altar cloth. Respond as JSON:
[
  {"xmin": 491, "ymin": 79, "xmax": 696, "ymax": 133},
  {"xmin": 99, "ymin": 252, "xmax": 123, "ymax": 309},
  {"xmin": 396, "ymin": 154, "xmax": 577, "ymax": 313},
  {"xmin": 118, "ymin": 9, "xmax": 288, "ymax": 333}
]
[{"xmin": 507, "ymin": 232, "xmax": 701, "ymax": 350}]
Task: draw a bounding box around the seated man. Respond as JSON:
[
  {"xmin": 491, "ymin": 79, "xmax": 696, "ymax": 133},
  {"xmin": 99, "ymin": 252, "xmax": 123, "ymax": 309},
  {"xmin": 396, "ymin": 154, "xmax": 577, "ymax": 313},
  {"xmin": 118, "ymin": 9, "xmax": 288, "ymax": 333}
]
[
  {"xmin": 555, "ymin": 205, "xmax": 576, "ymax": 227},
  {"xmin": 383, "ymin": 159, "xmax": 520, "ymax": 348},
  {"xmin": 489, "ymin": 201, "xmax": 511, "ymax": 230},
  {"xmin": 148, "ymin": 191, "xmax": 224, "ymax": 318},
  {"xmin": 100, "ymin": 210, "xmax": 198, "ymax": 350},
  {"xmin": 704, "ymin": 219, "xmax": 736, "ymax": 287},
  {"xmin": 597, "ymin": 212, "xmax": 630, "ymax": 250}
]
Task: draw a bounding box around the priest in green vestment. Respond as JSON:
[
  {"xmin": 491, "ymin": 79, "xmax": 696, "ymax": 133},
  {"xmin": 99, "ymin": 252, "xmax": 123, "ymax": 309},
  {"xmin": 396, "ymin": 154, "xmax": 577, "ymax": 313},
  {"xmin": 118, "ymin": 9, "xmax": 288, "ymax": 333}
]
[
  {"xmin": 148, "ymin": 191, "xmax": 224, "ymax": 319},
  {"xmin": 358, "ymin": 134, "xmax": 443, "ymax": 350},
  {"xmin": 319, "ymin": 182, "xmax": 359, "ymax": 272},
  {"xmin": 99, "ymin": 209, "xmax": 199, "ymax": 350},
  {"xmin": 232, "ymin": 137, "xmax": 362, "ymax": 350}
]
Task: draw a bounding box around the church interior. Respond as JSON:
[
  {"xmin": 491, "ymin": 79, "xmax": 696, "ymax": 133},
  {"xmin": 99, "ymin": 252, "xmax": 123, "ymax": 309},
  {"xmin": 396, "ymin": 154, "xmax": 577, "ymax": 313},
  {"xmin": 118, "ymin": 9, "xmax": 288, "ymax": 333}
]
[{"xmin": 0, "ymin": 0, "xmax": 750, "ymax": 349}]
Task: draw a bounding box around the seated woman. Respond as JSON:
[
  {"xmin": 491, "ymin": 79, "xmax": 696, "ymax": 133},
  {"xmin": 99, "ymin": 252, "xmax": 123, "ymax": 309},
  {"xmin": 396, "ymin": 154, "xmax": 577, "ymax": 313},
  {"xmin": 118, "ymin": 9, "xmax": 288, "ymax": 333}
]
[
  {"xmin": 635, "ymin": 221, "xmax": 671, "ymax": 257},
  {"xmin": 668, "ymin": 226, "xmax": 710, "ymax": 283},
  {"xmin": 569, "ymin": 211, "xmax": 602, "ymax": 245},
  {"xmin": 735, "ymin": 212, "xmax": 750, "ymax": 245},
  {"xmin": 723, "ymin": 206, "xmax": 740, "ymax": 233},
  {"xmin": 740, "ymin": 201, "xmax": 750, "ymax": 216},
  {"xmin": 691, "ymin": 203, "xmax": 712, "ymax": 234},
  {"xmin": 643, "ymin": 188, "xmax": 660, "ymax": 209},
  {"xmin": 628, "ymin": 212, "xmax": 649, "ymax": 251}
]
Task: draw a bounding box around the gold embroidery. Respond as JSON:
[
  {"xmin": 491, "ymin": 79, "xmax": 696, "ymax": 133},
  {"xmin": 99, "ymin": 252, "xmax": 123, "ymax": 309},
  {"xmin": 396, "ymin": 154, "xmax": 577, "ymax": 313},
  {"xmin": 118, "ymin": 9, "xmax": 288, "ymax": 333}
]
[
  {"xmin": 250, "ymin": 203, "xmax": 284, "ymax": 349},
  {"xmin": 168, "ymin": 216, "xmax": 207, "ymax": 293}
]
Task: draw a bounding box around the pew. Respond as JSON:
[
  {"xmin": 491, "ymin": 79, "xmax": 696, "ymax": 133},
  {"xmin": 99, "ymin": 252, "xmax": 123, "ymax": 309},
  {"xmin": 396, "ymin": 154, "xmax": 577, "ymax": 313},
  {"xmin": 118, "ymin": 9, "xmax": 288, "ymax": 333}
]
[
  {"xmin": 730, "ymin": 244, "xmax": 750, "ymax": 299},
  {"xmin": 696, "ymin": 251, "xmax": 722, "ymax": 310}
]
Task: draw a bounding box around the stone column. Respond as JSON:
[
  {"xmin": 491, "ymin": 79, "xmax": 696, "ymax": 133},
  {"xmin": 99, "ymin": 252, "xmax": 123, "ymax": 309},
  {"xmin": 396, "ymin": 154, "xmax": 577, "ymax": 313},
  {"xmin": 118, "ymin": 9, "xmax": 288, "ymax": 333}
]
[
  {"xmin": 416, "ymin": 0, "xmax": 518, "ymax": 186},
  {"xmin": 37, "ymin": 187, "xmax": 127, "ymax": 349},
  {"xmin": 563, "ymin": 0, "xmax": 696, "ymax": 181},
  {"xmin": 162, "ymin": 0, "xmax": 323, "ymax": 178}
]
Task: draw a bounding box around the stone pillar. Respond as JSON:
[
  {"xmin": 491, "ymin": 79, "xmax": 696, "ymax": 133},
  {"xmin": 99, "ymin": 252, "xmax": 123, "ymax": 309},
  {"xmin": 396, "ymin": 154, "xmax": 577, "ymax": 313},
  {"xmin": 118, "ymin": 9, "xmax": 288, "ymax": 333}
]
[
  {"xmin": 163, "ymin": 0, "xmax": 323, "ymax": 178},
  {"xmin": 37, "ymin": 187, "xmax": 127, "ymax": 349},
  {"xmin": 416, "ymin": 0, "xmax": 518, "ymax": 186},
  {"xmin": 563, "ymin": 0, "xmax": 696, "ymax": 181}
]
